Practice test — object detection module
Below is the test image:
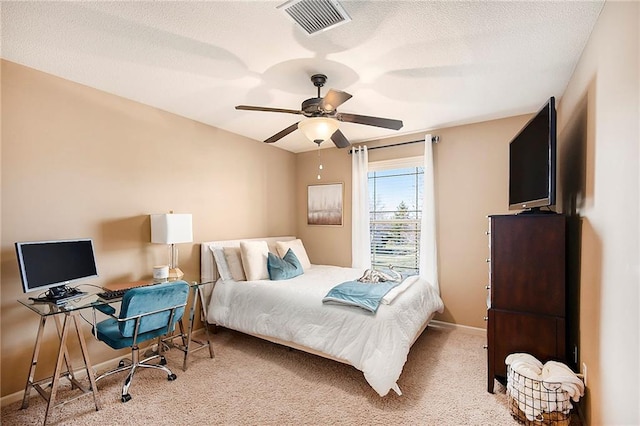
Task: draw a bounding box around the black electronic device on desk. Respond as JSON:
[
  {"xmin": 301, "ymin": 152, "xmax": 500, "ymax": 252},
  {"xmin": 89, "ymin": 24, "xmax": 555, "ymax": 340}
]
[
  {"xmin": 29, "ymin": 286, "xmax": 88, "ymax": 306},
  {"xmin": 15, "ymin": 238, "xmax": 98, "ymax": 305}
]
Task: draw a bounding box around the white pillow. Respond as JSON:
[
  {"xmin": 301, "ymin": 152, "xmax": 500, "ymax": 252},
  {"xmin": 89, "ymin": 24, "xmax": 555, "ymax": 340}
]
[
  {"xmin": 210, "ymin": 247, "xmax": 232, "ymax": 281},
  {"xmin": 223, "ymin": 246, "xmax": 246, "ymax": 281},
  {"xmin": 240, "ymin": 240, "xmax": 270, "ymax": 281},
  {"xmin": 276, "ymin": 239, "xmax": 311, "ymax": 270}
]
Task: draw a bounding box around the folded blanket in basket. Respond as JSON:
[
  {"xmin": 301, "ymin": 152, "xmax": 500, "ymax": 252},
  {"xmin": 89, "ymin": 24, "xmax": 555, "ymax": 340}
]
[
  {"xmin": 542, "ymin": 361, "xmax": 585, "ymax": 402},
  {"xmin": 505, "ymin": 353, "xmax": 543, "ymax": 379},
  {"xmin": 322, "ymin": 280, "xmax": 399, "ymax": 313},
  {"xmin": 506, "ymin": 353, "xmax": 584, "ymax": 421}
]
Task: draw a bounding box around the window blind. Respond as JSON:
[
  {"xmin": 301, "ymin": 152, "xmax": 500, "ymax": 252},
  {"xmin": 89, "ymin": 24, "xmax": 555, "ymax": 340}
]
[{"xmin": 367, "ymin": 165, "xmax": 424, "ymax": 274}]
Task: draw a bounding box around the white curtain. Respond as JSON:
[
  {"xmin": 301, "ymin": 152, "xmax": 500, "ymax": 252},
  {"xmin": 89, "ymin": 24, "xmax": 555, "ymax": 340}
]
[
  {"xmin": 351, "ymin": 146, "xmax": 371, "ymax": 269},
  {"xmin": 420, "ymin": 134, "xmax": 439, "ymax": 293}
]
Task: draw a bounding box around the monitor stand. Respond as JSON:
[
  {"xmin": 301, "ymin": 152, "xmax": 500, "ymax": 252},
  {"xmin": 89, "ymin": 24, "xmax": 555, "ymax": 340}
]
[
  {"xmin": 47, "ymin": 285, "xmax": 73, "ymax": 298},
  {"xmin": 30, "ymin": 286, "xmax": 87, "ymax": 305},
  {"xmin": 517, "ymin": 207, "xmax": 558, "ymax": 215}
]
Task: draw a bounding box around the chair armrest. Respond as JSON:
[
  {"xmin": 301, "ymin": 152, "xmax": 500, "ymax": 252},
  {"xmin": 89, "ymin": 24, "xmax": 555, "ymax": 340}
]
[
  {"xmin": 91, "ymin": 302, "xmax": 118, "ymax": 340},
  {"xmin": 94, "ymin": 303, "xmax": 116, "ymax": 316}
]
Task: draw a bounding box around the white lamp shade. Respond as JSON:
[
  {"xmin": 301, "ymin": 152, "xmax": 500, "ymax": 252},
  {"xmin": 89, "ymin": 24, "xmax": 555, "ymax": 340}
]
[
  {"xmin": 298, "ymin": 117, "xmax": 339, "ymax": 143},
  {"xmin": 150, "ymin": 213, "xmax": 193, "ymax": 244}
]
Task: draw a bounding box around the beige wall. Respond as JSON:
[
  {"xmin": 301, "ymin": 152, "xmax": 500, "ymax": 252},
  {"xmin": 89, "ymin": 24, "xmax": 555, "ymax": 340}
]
[
  {"xmin": 298, "ymin": 116, "xmax": 530, "ymax": 329},
  {"xmin": 555, "ymin": 2, "xmax": 639, "ymax": 424},
  {"xmin": 0, "ymin": 60, "xmax": 297, "ymax": 397},
  {"xmin": 296, "ymin": 147, "xmax": 352, "ymax": 267}
]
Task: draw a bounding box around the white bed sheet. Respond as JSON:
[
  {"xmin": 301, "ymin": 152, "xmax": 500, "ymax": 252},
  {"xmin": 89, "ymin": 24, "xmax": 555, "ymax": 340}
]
[{"xmin": 207, "ymin": 264, "xmax": 444, "ymax": 396}]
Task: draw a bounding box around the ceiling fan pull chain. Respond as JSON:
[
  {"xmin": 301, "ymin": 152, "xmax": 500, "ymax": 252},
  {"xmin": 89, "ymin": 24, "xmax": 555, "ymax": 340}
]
[{"xmin": 316, "ymin": 141, "xmax": 323, "ymax": 180}]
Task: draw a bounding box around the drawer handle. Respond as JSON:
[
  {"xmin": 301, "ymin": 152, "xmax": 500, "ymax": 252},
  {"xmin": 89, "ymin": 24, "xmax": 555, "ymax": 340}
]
[
  {"xmin": 483, "ymin": 316, "xmax": 488, "ymax": 321},
  {"xmin": 485, "ymin": 285, "xmax": 491, "ymax": 290},
  {"xmin": 483, "ymin": 345, "xmax": 488, "ymax": 350},
  {"xmin": 485, "ymin": 258, "xmax": 491, "ymax": 263}
]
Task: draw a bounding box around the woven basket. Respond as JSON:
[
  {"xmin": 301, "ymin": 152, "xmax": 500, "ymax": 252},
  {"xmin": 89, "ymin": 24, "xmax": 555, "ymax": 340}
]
[
  {"xmin": 508, "ymin": 394, "xmax": 571, "ymax": 426},
  {"xmin": 507, "ymin": 366, "xmax": 573, "ymax": 426}
]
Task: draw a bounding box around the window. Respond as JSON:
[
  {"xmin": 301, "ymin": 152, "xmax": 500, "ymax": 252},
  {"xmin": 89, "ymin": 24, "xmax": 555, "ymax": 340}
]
[{"xmin": 368, "ymin": 158, "xmax": 424, "ymax": 274}]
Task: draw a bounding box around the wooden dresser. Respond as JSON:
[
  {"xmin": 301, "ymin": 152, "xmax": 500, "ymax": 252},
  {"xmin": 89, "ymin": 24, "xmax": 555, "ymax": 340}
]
[{"xmin": 486, "ymin": 214, "xmax": 567, "ymax": 393}]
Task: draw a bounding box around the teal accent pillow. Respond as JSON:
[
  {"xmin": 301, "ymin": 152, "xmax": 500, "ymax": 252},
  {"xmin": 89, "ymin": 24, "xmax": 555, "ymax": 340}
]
[{"xmin": 267, "ymin": 249, "xmax": 303, "ymax": 280}]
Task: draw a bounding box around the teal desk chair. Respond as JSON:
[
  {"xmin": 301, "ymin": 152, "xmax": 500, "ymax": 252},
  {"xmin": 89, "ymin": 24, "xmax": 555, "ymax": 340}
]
[{"xmin": 93, "ymin": 281, "xmax": 189, "ymax": 402}]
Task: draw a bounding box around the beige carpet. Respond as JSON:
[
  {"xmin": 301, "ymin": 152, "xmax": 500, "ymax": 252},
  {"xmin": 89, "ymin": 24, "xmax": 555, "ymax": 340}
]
[{"xmin": 2, "ymin": 325, "xmax": 529, "ymax": 425}]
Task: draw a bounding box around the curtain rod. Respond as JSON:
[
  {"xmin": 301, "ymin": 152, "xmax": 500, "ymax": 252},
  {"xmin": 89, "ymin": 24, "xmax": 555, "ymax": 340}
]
[{"xmin": 348, "ymin": 136, "xmax": 439, "ymax": 154}]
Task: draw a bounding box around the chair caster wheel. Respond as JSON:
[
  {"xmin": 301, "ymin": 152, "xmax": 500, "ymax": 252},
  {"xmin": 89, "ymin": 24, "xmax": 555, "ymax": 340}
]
[
  {"xmin": 168, "ymin": 373, "xmax": 177, "ymax": 381},
  {"xmin": 118, "ymin": 360, "xmax": 126, "ymax": 367},
  {"xmin": 121, "ymin": 394, "xmax": 132, "ymax": 403},
  {"xmin": 160, "ymin": 357, "xmax": 167, "ymax": 366}
]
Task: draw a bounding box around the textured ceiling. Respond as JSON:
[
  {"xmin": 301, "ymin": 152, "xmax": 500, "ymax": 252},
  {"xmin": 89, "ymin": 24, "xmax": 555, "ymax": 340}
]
[{"xmin": 1, "ymin": 1, "xmax": 604, "ymax": 153}]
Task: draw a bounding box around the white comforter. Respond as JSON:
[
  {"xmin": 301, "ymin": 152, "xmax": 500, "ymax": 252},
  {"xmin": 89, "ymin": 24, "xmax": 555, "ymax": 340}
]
[{"xmin": 207, "ymin": 264, "xmax": 444, "ymax": 396}]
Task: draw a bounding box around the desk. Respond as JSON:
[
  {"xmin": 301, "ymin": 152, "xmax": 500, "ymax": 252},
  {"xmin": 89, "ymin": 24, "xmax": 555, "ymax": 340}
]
[
  {"xmin": 19, "ymin": 280, "xmax": 214, "ymax": 425},
  {"xmin": 18, "ymin": 294, "xmax": 104, "ymax": 426}
]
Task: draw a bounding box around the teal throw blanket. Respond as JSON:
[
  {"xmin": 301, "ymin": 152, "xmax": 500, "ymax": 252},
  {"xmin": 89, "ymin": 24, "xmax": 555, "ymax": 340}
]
[{"xmin": 322, "ymin": 280, "xmax": 400, "ymax": 313}]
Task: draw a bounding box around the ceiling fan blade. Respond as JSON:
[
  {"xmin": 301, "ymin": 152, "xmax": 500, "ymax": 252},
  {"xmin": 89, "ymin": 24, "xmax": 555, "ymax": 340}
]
[
  {"xmin": 330, "ymin": 129, "xmax": 350, "ymax": 149},
  {"xmin": 236, "ymin": 105, "xmax": 303, "ymax": 115},
  {"xmin": 264, "ymin": 122, "xmax": 299, "ymax": 144},
  {"xmin": 320, "ymin": 89, "xmax": 352, "ymax": 112},
  {"xmin": 336, "ymin": 113, "xmax": 403, "ymax": 130}
]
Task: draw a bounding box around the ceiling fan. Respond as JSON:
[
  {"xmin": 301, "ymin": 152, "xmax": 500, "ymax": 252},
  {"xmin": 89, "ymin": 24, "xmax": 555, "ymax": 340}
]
[{"xmin": 235, "ymin": 74, "xmax": 403, "ymax": 148}]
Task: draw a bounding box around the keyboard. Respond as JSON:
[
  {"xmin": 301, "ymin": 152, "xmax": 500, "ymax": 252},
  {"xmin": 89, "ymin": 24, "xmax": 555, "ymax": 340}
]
[
  {"xmin": 97, "ymin": 288, "xmax": 129, "ymax": 301},
  {"xmin": 97, "ymin": 282, "xmax": 156, "ymax": 301}
]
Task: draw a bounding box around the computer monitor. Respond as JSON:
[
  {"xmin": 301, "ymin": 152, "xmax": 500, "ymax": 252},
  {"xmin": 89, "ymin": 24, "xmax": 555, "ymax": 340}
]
[{"xmin": 15, "ymin": 239, "xmax": 98, "ymax": 299}]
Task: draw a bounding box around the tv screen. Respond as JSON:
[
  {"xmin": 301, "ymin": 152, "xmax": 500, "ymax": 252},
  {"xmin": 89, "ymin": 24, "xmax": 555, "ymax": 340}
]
[
  {"xmin": 15, "ymin": 239, "xmax": 98, "ymax": 295},
  {"xmin": 508, "ymin": 96, "xmax": 556, "ymax": 211}
]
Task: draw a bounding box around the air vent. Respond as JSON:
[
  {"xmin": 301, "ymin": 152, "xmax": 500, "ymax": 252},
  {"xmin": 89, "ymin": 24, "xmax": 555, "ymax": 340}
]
[{"xmin": 278, "ymin": 0, "xmax": 351, "ymax": 35}]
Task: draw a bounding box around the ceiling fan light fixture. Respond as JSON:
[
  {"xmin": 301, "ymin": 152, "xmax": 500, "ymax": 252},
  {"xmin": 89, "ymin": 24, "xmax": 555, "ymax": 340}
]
[{"xmin": 298, "ymin": 117, "xmax": 339, "ymax": 143}]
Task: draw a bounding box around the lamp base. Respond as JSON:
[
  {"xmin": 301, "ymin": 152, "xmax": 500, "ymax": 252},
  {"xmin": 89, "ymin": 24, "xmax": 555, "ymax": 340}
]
[{"xmin": 168, "ymin": 267, "xmax": 184, "ymax": 281}]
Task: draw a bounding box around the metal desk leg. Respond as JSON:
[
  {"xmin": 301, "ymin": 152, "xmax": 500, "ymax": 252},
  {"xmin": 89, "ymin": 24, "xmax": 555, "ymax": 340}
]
[
  {"xmin": 21, "ymin": 314, "xmax": 77, "ymax": 412},
  {"xmin": 197, "ymin": 286, "xmax": 215, "ymax": 359},
  {"xmin": 22, "ymin": 311, "xmax": 101, "ymax": 426},
  {"xmin": 21, "ymin": 315, "xmax": 47, "ymax": 410},
  {"xmin": 53, "ymin": 314, "xmax": 77, "ymax": 387},
  {"xmin": 161, "ymin": 283, "xmax": 215, "ymax": 371},
  {"xmin": 43, "ymin": 313, "xmax": 72, "ymax": 425},
  {"xmin": 72, "ymin": 314, "xmax": 101, "ymax": 411},
  {"xmin": 181, "ymin": 285, "xmax": 214, "ymax": 371}
]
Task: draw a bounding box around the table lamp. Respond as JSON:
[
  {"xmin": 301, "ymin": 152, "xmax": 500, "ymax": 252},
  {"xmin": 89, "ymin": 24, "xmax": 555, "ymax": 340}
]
[{"xmin": 150, "ymin": 213, "xmax": 193, "ymax": 280}]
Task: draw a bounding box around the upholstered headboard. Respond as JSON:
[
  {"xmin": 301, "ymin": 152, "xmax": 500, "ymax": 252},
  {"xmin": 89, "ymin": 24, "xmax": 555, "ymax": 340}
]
[
  {"xmin": 200, "ymin": 236, "xmax": 296, "ymax": 284},
  {"xmin": 198, "ymin": 236, "xmax": 296, "ymax": 323}
]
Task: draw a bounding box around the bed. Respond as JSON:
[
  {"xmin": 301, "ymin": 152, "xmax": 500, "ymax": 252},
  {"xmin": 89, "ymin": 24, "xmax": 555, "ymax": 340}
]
[{"xmin": 200, "ymin": 236, "xmax": 444, "ymax": 396}]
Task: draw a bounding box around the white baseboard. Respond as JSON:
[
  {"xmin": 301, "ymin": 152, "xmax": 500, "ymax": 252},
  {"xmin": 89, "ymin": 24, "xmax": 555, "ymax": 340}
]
[
  {"xmin": 1, "ymin": 329, "xmax": 207, "ymax": 408},
  {"xmin": 429, "ymin": 320, "xmax": 487, "ymax": 337},
  {"xmin": 1, "ymin": 389, "xmax": 24, "ymax": 407},
  {"xmin": 1, "ymin": 347, "xmax": 142, "ymax": 407}
]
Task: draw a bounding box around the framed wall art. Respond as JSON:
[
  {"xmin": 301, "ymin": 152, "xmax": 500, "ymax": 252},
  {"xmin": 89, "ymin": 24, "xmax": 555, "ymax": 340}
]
[{"xmin": 307, "ymin": 183, "xmax": 343, "ymax": 226}]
